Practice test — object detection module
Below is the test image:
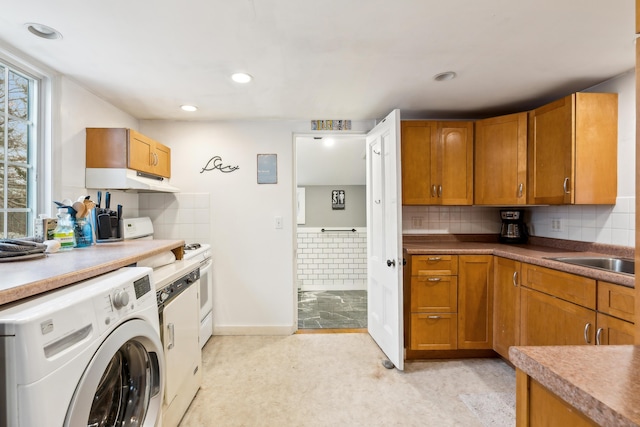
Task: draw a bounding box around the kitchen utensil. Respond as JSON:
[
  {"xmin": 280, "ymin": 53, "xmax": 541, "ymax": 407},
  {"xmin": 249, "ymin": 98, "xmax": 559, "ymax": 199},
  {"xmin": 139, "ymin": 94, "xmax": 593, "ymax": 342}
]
[
  {"xmin": 96, "ymin": 191, "xmax": 102, "ymax": 209},
  {"xmin": 72, "ymin": 201, "xmax": 87, "ymax": 218},
  {"xmin": 97, "ymin": 208, "xmax": 112, "ymax": 240},
  {"xmin": 105, "ymin": 192, "xmax": 111, "ymax": 209}
]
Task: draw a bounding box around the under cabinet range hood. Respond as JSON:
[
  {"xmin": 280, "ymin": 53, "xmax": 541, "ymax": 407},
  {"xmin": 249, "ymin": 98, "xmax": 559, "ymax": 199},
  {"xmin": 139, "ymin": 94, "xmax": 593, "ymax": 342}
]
[{"xmin": 86, "ymin": 168, "xmax": 180, "ymax": 193}]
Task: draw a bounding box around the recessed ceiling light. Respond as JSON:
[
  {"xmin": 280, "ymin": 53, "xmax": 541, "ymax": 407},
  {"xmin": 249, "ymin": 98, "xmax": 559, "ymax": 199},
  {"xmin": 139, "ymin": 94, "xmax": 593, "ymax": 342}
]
[
  {"xmin": 231, "ymin": 73, "xmax": 253, "ymax": 83},
  {"xmin": 433, "ymin": 71, "xmax": 457, "ymax": 82},
  {"xmin": 323, "ymin": 138, "xmax": 335, "ymax": 147},
  {"xmin": 180, "ymin": 104, "xmax": 198, "ymax": 112},
  {"xmin": 25, "ymin": 23, "xmax": 62, "ymax": 40}
]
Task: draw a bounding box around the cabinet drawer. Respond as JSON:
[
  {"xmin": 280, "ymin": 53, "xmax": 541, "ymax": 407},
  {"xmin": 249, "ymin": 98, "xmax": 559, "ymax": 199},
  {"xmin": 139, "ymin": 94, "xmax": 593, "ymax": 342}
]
[
  {"xmin": 521, "ymin": 264, "xmax": 596, "ymax": 309},
  {"xmin": 412, "ymin": 255, "xmax": 458, "ymax": 276},
  {"xmin": 410, "ymin": 313, "xmax": 457, "ymax": 350},
  {"xmin": 411, "ymin": 276, "xmax": 457, "ymax": 312},
  {"xmin": 596, "ymin": 313, "xmax": 634, "ymax": 345},
  {"xmin": 597, "ymin": 282, "xmax": 635, "ymax": 323}
]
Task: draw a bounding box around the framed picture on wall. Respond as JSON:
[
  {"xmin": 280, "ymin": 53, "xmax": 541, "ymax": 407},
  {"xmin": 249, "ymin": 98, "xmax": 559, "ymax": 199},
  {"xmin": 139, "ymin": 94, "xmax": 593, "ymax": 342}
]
[
  {"xmin": 332, "ymin": 190, "xmax": 345, "ymax": 209},
  {"xmin": 257, "ymin": 154, "xmax": 277, "ymax": 184}
]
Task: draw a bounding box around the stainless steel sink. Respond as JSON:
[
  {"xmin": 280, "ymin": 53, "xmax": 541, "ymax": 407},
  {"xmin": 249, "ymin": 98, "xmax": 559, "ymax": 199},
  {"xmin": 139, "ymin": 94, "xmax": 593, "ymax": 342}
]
[{"xmin": 546, "ymin": 256, "xmax": 634, "ymax": 275}]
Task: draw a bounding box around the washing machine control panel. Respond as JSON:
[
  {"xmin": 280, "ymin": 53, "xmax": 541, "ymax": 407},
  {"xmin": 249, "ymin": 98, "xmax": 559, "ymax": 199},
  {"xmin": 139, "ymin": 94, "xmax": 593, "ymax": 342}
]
[{"xmin": 112, "ymin": 290, "xmax": 130, "ymax": 309}]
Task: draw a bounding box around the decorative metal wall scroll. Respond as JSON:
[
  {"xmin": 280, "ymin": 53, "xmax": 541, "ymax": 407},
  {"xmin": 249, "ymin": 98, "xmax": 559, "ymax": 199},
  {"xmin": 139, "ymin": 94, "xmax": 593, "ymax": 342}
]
[{"xmin": 200, "ymin": 156, "xmax": 240, "ymax": 174}]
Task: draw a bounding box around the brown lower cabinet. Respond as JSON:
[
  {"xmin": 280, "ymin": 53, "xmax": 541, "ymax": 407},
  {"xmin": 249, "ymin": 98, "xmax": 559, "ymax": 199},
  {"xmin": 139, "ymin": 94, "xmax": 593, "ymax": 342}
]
[
  {"xmin": 407, "ymin": 254, "xmax": 634, "ymax": 359},
  {"xmin": 520, "ymin": 287, "xmax": 597, "ymax": 346},
  {"xmin": 493, "ymin": 257, "xmax": 521, "ymax": 360},
  {"xmin": 407, "ymin": 255, "xmax": 493, "ymax": 353},
  {"xmin": 516, "ymin": 369, "xmax": 598, "ymax": 427}
]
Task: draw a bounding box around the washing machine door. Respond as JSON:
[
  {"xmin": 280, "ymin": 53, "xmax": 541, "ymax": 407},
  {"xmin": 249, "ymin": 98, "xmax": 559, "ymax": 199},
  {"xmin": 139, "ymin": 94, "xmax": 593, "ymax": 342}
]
[{"xmin": 65, "ymin": 319, "xmax": 164, "ymax": 427}]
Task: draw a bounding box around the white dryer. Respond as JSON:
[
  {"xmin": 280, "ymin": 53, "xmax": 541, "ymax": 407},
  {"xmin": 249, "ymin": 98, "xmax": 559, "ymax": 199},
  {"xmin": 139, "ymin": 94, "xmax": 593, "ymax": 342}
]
[{"xmin": 0, "ymin": 267, "xmax": 164, "ymax": 427}]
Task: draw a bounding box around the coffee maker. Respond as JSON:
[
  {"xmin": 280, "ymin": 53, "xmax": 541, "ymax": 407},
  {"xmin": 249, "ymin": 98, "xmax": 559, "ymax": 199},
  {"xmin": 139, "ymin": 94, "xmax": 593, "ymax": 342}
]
[{"xmin": 499, "ymin": 209, "xmax": 528, "ymax": 244}]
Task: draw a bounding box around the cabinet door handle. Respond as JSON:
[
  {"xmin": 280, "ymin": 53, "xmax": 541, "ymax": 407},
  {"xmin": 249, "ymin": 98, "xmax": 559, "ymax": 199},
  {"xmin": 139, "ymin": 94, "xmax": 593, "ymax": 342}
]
[
  {"xmin": 596, "ymin": 327, "xmax": 604, "ymax": 345},
  {"xmin": 431, "ymin": 185, "xmax": 437, "ymax": 198},
  {"xmin": 438, "ymin": 185, "xmax": 443, "ymax": 198},
  {"xmin": 427, "ymin": 257, "xmax": 441, "ymax": 261},
  {"xmin": 512, "ymin": 271, "xmax": 518, "ymax": 287},
  {"xmin": 518, "ymin": 183, "xmax": 523, "ymax": 198},
  {"xmin": 154, "ymin": 152, "xmax": 159, "ymax": 165},
  {"xmin": 386, "ymin": 259, "xmax": 396, "ymax": 267},
  {"xmin": 563, "ymin": 177, "xmax": 570, "ymax": 194},
  {"xmin": 427, "ymin": 277, "xmax": 441, "ymax": 282},
  {"xmin": 583, "ymin": 323, "xmax": 592, "ymax": 344},
  {"xmin": 167, "ymin": 323, "xmax": 175, "ymax": 349},
  {"xmin": 427, "ymin": 315, "xmax": 441, "ymax": 319}
]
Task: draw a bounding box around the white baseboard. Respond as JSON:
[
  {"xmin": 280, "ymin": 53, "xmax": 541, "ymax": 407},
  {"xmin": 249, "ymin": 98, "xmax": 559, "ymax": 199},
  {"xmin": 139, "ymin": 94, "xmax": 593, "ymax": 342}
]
[{"xmin": 213, "ymin": 325, "xmax": 296, "ymax": 336}]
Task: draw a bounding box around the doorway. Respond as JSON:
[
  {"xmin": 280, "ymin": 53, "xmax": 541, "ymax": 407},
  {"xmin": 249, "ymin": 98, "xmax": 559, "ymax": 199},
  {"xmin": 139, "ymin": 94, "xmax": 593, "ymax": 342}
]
[{"xmin": 295, "ymin": 134, "xmax": 368, "ymax": 330}]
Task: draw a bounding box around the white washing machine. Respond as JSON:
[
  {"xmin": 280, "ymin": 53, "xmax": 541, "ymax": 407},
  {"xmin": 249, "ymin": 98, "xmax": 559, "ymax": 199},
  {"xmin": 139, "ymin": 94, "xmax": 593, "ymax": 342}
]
[{"xmin": 0, "ymin": 267, "xmax": 164, "ymax": 427}]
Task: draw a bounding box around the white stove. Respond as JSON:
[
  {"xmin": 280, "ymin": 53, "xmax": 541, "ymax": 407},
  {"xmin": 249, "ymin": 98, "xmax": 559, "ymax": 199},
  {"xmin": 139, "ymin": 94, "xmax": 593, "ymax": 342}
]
[{"xmin": 124, "ymin": 217, "xmax": 214, "ymax": 348}]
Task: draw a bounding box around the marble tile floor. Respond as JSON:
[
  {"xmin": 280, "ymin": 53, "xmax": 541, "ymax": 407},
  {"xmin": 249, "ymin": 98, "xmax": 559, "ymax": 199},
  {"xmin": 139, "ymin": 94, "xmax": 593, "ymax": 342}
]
[
  {"xmin": 298, "ymin": 290, "xmax": 367, "ymax": 329},
  {"xmin": 179, "ymin": 334, "xmax": 516, "ymax": 426}
]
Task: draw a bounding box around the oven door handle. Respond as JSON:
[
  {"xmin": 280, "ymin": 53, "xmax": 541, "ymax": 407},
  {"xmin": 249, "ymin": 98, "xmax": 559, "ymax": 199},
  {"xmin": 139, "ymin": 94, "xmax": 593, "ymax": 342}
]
[
  {"xmin": 200, "ymin": 258, "xmax": 213, "ymax": 272},
  {"xmin": 167, "ymin": 323, "xmax": 175, "ymax": 349}
]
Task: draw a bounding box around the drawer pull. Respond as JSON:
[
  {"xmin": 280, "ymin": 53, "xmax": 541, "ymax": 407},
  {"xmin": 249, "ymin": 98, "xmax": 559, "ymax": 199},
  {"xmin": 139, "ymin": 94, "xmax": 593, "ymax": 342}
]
[
  {"xmin": 427, "ymin": 257, "xmax": 441, "ymax": 261},
  {"xmin": 427, "ymin": 315, "xmax": 441, "ymax": 319},
  {"xmin": 427, "ymin": 277, "xmax": 441, "ymax": 282},
  {"xmin": 583, "ymin": 323, "xmax": 592, "ymax": 344}
]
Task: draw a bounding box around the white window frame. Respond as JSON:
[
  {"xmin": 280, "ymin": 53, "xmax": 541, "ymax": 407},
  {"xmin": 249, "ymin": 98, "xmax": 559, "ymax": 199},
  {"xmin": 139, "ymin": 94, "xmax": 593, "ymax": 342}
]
[{"xmin": 0, "ymin": 45, "xmax": 54, "ymax": 237}]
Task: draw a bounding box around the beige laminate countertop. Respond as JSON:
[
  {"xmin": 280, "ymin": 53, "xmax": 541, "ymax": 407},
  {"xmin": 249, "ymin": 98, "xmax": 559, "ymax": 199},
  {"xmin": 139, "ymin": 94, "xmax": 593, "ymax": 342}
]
[
  {"xmin": 1, "ymin": 239, "xmax": 184, "ymax": 306},
  {"xmin": 510, "ymin": 345, "xmax": 640, "ymax": 427},
  {"xmin": 403, "ymin": 241, "xmax": 635, "ymax": 288}
]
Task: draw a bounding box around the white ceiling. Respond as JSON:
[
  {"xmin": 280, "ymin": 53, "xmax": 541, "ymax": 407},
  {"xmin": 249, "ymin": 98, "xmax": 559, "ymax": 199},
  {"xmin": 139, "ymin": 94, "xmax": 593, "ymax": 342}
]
[{"xmin": 0, "ymin": 1, "xmax": 635, "ymax": 122}]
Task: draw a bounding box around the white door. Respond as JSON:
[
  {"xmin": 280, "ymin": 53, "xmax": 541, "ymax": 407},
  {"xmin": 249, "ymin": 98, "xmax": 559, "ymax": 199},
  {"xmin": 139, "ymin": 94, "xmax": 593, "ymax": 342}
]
[{"xmin": 366, "ymin": 109, "xmax": 404, "ymax": 370}]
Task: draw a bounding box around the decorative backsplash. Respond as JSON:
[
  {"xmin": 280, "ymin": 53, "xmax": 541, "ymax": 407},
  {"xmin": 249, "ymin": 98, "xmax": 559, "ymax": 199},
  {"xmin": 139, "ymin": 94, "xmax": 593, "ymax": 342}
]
[
  {"xmin": 402, "ymin": 196, "xmax": 635, "ymax": 248},
  {"xmin": 138, "ymin": 192, "xmax": 211, "ymax": 245}
]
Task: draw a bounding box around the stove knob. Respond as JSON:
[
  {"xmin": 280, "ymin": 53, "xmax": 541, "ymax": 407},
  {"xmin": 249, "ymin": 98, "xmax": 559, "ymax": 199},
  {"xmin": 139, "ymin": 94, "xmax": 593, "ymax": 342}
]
[
  {"xmin": 113, "ymin": 290, "xmax": 130, "ymax": 309},
  {"xmin": 159, "ymin": 291, "xmax": 169, "ymax": 302}
]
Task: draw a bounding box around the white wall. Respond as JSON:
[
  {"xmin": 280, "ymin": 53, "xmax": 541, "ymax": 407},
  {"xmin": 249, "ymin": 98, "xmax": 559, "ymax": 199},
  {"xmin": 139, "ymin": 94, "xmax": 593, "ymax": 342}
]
[
  {"xmin": 139, "ymin": 120, "xmax": 375, "ymax": 334},
  {"xmin": 57, "ymin": 77, "xmax": 140, "ymax": 217}
]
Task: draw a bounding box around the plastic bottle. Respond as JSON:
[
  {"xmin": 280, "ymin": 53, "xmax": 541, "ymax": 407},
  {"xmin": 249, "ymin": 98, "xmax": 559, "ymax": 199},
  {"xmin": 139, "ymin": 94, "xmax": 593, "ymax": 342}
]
[
  {"xmin": 53, "ymin": 208, "xmax": 75, "ymax": 250},
  {"xmin": 34, "ymin": 214, "xmax": 47, "ymax": 242}
]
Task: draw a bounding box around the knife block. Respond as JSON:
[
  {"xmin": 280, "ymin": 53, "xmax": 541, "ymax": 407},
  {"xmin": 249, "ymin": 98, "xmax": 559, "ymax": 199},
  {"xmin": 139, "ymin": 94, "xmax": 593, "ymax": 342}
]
[{"xmin": 91, "ymin": 208, "xmax": 124, "ymax": 243}]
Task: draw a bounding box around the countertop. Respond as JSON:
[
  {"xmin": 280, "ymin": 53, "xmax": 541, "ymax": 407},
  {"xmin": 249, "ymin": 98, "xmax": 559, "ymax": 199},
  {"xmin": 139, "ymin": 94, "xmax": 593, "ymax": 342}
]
[
  {"xmin": 403, "ymin": 236, "xmax": 635, "ymax": 288},
  {"xmin": 1, "ymin": 239, "xmax": 184, "ymax": 306},
  {"xmin": 510, "ymin": 345, "xmax": 640, "ymax": 426}
]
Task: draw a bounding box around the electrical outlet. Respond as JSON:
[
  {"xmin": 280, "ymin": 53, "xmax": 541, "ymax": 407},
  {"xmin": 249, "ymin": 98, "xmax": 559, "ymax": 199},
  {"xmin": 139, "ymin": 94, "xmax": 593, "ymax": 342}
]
[
  {"xmin": 550, "ymin": 218, "xmax": 563, "ymax": 232},
  {"xmin": 411, "ymin": 217, "xmax": 423, "ymax": 228}
]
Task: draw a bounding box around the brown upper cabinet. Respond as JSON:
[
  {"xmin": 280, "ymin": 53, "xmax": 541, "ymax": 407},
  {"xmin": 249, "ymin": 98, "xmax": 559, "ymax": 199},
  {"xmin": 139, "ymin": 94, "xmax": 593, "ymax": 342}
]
[
  {"xmin": 527, "ymin": 93, "xmax": 618, "ymax": 205},
  {"xmin": 474, "ymin": 112, "xmax": 528, "ymax": 205},
  {"xmin": 401, "ymin": 121, "xmax": 473, "ymax": 205},
  {"xmin": 86, "ymin": 128, "xmax": 172, "ymax": 178}
]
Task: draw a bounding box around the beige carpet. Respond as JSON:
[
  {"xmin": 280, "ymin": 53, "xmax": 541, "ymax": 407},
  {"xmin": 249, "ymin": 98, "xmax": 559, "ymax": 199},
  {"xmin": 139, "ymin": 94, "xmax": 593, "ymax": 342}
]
[{"xmin": 179, "ymin": 334, "xmax": 515, "ymax": 427}]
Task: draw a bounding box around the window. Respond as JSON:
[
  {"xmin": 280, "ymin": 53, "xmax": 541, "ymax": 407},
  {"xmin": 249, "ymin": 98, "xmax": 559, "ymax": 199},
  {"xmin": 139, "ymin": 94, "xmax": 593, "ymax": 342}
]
[{"xmin": 0, "ymin": 61, "xmax": 37, "ymax": 239}]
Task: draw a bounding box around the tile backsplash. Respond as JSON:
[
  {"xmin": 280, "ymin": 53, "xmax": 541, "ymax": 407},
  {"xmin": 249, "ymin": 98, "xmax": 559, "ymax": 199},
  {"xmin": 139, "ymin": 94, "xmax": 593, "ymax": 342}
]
[
  {"xmin": 402, "ymin": 196, "xmax": 635, "ymax": 248},
  {"xmin": 138, "ymin": 193, "xmax": 211, "ymax": 245}
]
